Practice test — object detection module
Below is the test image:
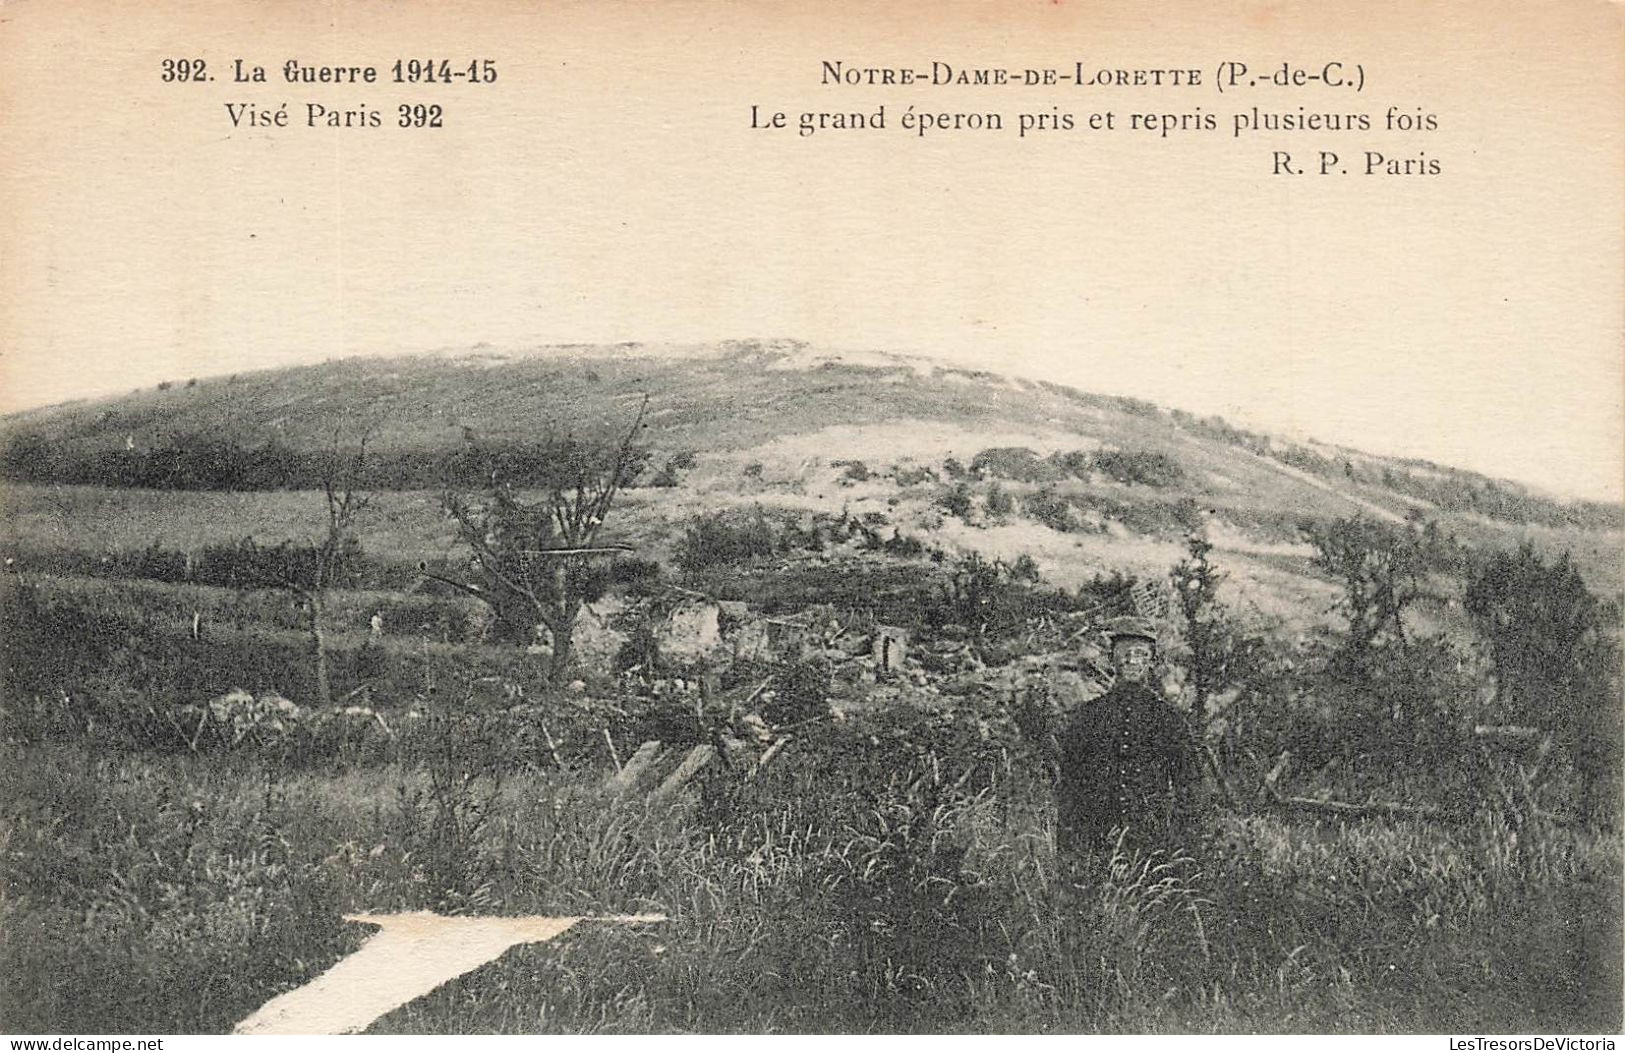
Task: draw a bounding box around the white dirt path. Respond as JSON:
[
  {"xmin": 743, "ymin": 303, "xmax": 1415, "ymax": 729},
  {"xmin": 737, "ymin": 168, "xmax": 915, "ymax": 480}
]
[{"xmin": 234, "ymin": 912, "xmax": 665, "ymax": 1035}]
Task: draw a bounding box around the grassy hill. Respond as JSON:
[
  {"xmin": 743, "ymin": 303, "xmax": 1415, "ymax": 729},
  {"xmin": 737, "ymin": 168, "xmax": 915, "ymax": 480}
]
[{"xmin": 3, "ymin": 340, "xmax": 1618, "ymax": 599}]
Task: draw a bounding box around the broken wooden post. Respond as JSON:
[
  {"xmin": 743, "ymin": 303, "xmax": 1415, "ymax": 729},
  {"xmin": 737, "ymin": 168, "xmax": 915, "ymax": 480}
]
[
  {"xmin": 539, "ymin": 721, "xmax": 565, "ymax": 770},
  {"xmin": 1267, "ymin": 795, "xmax": 1451, "ymax": 821},
  {"xmin": 651, "ymin": 744, "xmax": 715, "ymax": 801},
  {"xmin": 1200, "ymin": 741, "xmax": 1235, "ymax": 805},
  {"xmin": 605, "ymin": 740, "xmax": 663, "ymax": 794},
  {"xmin": 1263, "ymin": 750, "xmax": 1293, "ymax": 794},
  {"xmin": 1254, "ymin": 750, "xmax": 1453, "ymax": 821},
  {"xmin": 1472, "ymin": 725, "xmax": 1550, "ymax": 750},
  {"xmin": 871, "ymin": 625, "xmax": 909, "ymax": 678},
  {"xmin": 751, "ymin": 736, "xmax": 790, "ymax": 779}
]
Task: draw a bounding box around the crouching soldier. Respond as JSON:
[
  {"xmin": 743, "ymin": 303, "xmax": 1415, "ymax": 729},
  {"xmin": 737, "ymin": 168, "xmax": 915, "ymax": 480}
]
[{"xmin": 1057, "ymin": 616, "xmax": 1206, "ymax": 857}]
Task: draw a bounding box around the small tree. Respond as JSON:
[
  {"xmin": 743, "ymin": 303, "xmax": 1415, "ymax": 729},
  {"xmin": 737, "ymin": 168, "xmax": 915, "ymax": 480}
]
[
  {"xmin": 287, "ymin": 427, "xmax": 371, "ymax": 706},
  {"xmin": 1465, "ymin": 543, "xmax": 1621, "ymax": 818},
  {"xmin": 1170, "ymin": 531, "xmax": 1262, "ymax": 723},
  {"xmin": 437, "ymin": 401, "xmax": 649, "ymax": 680}
]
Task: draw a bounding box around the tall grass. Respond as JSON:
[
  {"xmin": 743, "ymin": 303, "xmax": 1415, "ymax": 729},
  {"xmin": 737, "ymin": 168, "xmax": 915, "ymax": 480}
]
[{"xmin": 2, "ymin": 733, "xmax": 1617, "ymax": 1034}]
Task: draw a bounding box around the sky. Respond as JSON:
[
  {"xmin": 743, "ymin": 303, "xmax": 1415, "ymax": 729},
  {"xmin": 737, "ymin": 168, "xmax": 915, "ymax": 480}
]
[{"xmin": 2, "ymin": 0, "xmax": 1621, "ymax": 501}]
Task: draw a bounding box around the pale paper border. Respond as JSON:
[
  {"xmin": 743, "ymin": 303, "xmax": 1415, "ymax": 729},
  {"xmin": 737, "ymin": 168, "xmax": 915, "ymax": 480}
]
[{"xmin": 0, "ymin": 0, "xmax": 1621, "ymax": 1042}]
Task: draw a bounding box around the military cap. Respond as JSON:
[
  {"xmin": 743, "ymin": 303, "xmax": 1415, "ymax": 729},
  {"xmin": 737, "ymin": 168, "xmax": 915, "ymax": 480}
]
[{"xmin": 1103, "ymin": 615, "xmax": 1158, "ymax": 644}]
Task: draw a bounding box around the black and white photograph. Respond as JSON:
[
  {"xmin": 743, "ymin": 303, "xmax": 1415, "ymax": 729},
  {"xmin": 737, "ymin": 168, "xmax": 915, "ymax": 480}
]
[{"xmin": 1, "ymin": 0, "xmax": 1620, "ymax": 1039}]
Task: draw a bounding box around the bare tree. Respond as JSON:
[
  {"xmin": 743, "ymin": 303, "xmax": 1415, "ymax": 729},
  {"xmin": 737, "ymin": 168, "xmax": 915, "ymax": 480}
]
[
  {"xmin": 1304, "ymin": 514, "xmax": 1425, "ymax": 657},
  {"xmin": 433, "ymin": 398, "xmax": 649, "ymax": 680},
  {"xmin": 291, "ymin": 427, "xmax": 371, "ymax": 706}
]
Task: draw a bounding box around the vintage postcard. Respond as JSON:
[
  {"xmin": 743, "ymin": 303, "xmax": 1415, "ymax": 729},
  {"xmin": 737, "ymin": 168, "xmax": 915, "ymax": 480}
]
[{"xmin": 1, "ymin": 0, "xmax": 1620, "ymax": 1040}]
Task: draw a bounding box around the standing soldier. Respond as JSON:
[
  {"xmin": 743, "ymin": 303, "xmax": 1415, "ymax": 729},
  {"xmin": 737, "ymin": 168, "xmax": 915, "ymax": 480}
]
[{"xmin": 1056, "ymin": 615, "xmax": 1205, "ymax": 855}]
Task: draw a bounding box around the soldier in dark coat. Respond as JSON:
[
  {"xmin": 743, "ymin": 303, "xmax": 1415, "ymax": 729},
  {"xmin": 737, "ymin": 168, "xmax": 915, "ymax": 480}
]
[{"xmin": 1057, "ymin": 616, "xmax": 1205, "ymax": 854}]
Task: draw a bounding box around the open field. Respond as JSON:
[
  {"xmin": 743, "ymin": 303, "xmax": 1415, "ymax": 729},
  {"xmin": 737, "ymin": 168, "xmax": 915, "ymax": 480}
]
[{"xmin": 3, "ymin": 345, "xmax": 1620, "ymax": 1033}]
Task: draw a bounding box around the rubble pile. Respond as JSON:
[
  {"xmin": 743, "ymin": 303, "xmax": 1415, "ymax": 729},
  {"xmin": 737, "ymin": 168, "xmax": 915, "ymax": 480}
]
[{"xmin": 172, "ymin": 688, "xmax": 399, "ymax": 749}]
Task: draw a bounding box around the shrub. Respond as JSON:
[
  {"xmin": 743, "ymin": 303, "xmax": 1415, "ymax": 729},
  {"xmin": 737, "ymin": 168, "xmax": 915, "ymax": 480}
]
[
  {"xmin": 835, "ymin": 460, "xmax": 871, "ymax": 483},
  {"xmin": 1109, "ymin": 395, "xmax": 1160, "ymax": 417},
  {"xmin": 609, "ymin": 556, "xmax": 663, "ymax": 590},
  {"xmin": 1094, "ymin": 449, "xmax": 1185, "ymax": 488},
  {"xmin": 894, "ymin": 464, "xmax": 937, "ymax": 487},
  {"xmin": 1008, "ymin": 553, "xmax": 1041, "ymax": 583},
  {"xmin": 883, "ymin": 529, "xmax": 928, "ymax": 558},
  {"xmin": 1376, "ymin": 466, "xmax": 1623, "ymax": 530},
  {"xmin": 931, "ymin": 551, "xmax": 1051, "ymax": 636},
  {"xmin": 1023, "ymin": 487, "xmax": 1075, "ymax": 532},
  {"xmin": 648, "ymin": 451, "xmax": 696, "ymax": 489},
  {"xmin": 1260, "ymin": 635, "xmax": 1475, "ymax": 783},
  {"xmin": 120, "ymin": 540, "xmax": 190, "ymax": 582},
  {"xmin": 985, "ymin": 483, "xmax": 1014, "ymax": 518},
  {"xmin": 1048, "ymin": 449, "xmax": 1093, "ymax": 480},
  {"xmin": 938, "ymin": 482, "xmax": 974, "ymax": 521},
  {"xmin": 675, "ymin": 509, "xmax": 781, "ymax": 573},
  {"xmin": 1081, "ymin": 495, "xmax": 1202, "ymax": 538},
  {"xmin": 970, "ymin": 446, "xmax": 1058, "ymax": 483},
  {"xmin": 765, "ymin": 659, "xmax": 832, "ymax": 725},
  {"xmin": 1302, "ymin": 515, "xmax": 1424, "ymax": 656},
  {"xmin": 1273, "ymin": 444, "xmax": 1334, "ymax": 476},
  {"xmin": 0, "ymin": 433, "xmax": 670, "ymax": 494}
]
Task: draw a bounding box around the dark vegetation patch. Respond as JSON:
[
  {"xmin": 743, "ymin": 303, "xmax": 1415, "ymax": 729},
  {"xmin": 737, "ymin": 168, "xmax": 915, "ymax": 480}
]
[
  {"xmin": 969, "ymin": 447, "xmax": 1060, "ymax": 483},
  {"xmin": 1091, "ymin": 448, "xmax": 1185, "ymax": 488}
]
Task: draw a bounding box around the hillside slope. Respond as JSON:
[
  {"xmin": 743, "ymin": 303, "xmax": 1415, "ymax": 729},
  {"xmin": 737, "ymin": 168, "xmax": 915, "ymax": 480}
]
[{"xmin": 2, "ymin": 340, "xmax": 1618, "ymax": 610}]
